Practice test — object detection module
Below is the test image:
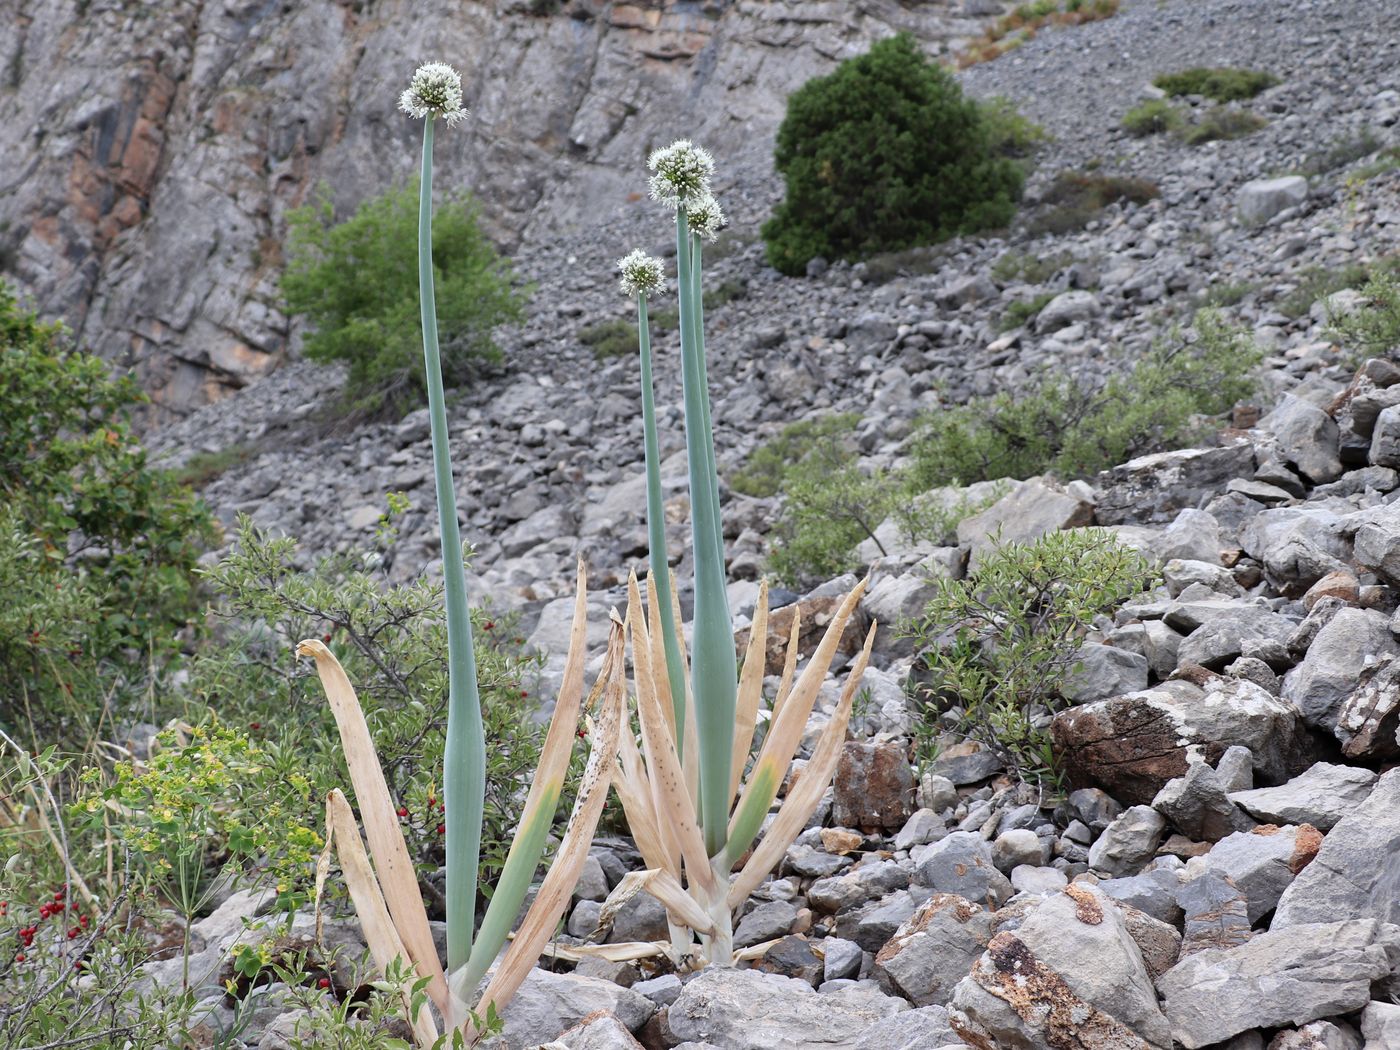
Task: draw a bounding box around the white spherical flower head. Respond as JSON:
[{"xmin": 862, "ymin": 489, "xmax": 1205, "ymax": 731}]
[
  {"xmin": 399, "ymin": 62, "xmax": 467, "ymax": 126},
  {"xmin": 687, "ymin": 193, "xmax": 726, "ymax": 242},
  {"xmin": 647, "ymin": 139, "xmax": 715, "ymax": 209},
  {"xmin": 618, "ymin": 249, "xmax": 666, "ymax": 299}
]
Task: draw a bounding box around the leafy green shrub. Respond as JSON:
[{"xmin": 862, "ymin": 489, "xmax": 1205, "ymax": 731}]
[
  {"xmin": 730, "ymin": 413, "xmax": 861, "ymax": 498},
  {"xmin": 991, "ymin": 249, "xmax": 1072, "ymax": 285},
  {"xmin": 0, "ymin": 283, "xmax": 213, "ymax": 743},
  {"xmin": 909, "ymin": 310, "xmax": 1261, "ymax": 487},
  {"xmin": 1025, "ymin": 170, "xmax": 1159, "ymax": 236},
  {"xmin": 1278, "ymin": 262, "xmax": 1375, "ymax": 319},
  {"xmin": 1331, "ymin": 271, "xmax": 1400, "ymax": 361},
  {"xmin": 1293, "ymin": 130, "xmax": 1382, "ymax": 178},
  {"xmin": 1121, "ymin": 98, "xmax": 1183, "ymax": 137},
  {"xmin": 578, "ymin": 318, "xmax": 638, "ymax": 359},
  {"xmin": 194, "ymin": 518, "xmax": 555, "ymax": 899},
  {"xmin": 908, "ymin": 529, "xmax": 1155, "ymax": 784},
  {"xmin": 1153, "ymin": 66, "xmax": 1279, "ymax": 102},
  {"xmin": 999, "ymin": 291, "xmax": 1057, "ymax": 331},
  {"xmin": 1181, "ymin": 106, "xmax": 1268, "ymax": 145},
  {"xmin": 762, "ymin": 34, "xmax": 1025, "ymax": 276},
  {"xmin": 281, "ymin": 181, "xmax": 524, "ymax": 416}
]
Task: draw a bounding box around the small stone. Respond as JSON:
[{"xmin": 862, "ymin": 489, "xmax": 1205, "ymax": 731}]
[
  {"xmin": 1088, "ymin": 805, "xmax": 1167, "ymax": 877},
  {"xmin": 992, "ymin": 829, "xmax": 1045, "ymax": 872}
]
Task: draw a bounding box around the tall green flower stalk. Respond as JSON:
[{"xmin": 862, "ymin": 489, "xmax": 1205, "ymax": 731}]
[
  {"xmin": 297, "ymin": 64, "xmax": 627, "ymax": 1046},
  {"xmin": 618, "ymin": 250, "xmax": 687, "ymax": 741},
  {"xmin": 605, "ymin": 143, "xmax": 875, "ymax": 968},
  {"xmin": 403, "ymin": 65, "xmax": 486, "ymax": 978}
]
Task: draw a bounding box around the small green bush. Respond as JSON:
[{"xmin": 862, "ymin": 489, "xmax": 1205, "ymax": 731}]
[
  {"xmin": 1153, "ymin": 66, "xmax": 1279, "ymax": 102},
  {"xmin": 1025, "ymin": 170, "xmax": 1159, "ymax": 235},
  {"xmin": 730, "ymin": 413, "xmax": 860, "ymax": 498},
  {"xmin": 1293, "ymin": 130, "xmax": 1382, "ymax": 178},
  {"xmin": 281, "ymin": 181, "xmax": 524, "ymax": 416},
  {"xmin": 578, "ymin": 318, "xmax": 638, "ymax": 359},
  {"xmin": 909, "ymin": 310, "xmax": 1261, "ymax": 487},
  {"xmin": 1181, "ymin": 106, "xmax": 1267, "ymax": 145},
  {"xmin": 1121, "ymin": 98, "xmax": 1183, "ymax": 137},
  {"xmin": 1278, "ymin": 262, "xmax": 1375, "ymax": 319},
  {"xmin": 0, "ymin": 283, "xmax": 213, "ymax": 742},
  {"xmin": 991, "ymin": 249, "xmax": 1073, "ymax": 285},
  {"xmin": 908, "ymin": 529, "xmax": 1155, "ymax": 784},
  {"xmin": 999, "ymin": 291, "xmax": 1057, "ymax": 331},
  {"xmin": 1331, "ymin": 271, "xmax": 1400, "ymax": 361},
  {"xmin": 762, "ymin": 34, "xmax": 1025, "ymax": 276}
]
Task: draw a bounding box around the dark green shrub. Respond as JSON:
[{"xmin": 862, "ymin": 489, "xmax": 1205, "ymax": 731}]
[
  {"xmin": 730, "ymin": 413, "xmax": 860, "ymax": 498},
  {"xmin": 0, "ymin": 283, "xmax": 213, "ymax": 742},
  {"xmin": 762, "ymin": 34, "xmax": 1025, "ymax": 276},
  {"xmin": 1181, "ymin": 106, "xmax": 1267, "ymax": 145},
  {"xmin": 281, "ymin": 181, "xmax": 524, "ymax": 416},
  {"xmin": 1153, "ymin": 66, "xmax": 1279, "ymax": 102},
  {"xmin": 1121, "ymin": 98, "xmax": 1183, "ymax": 137},
  {"xmin": 195, "ymin": 517, "xmax": 559, "ymax": 899},
  {"xmin": 907, "ymin": 529, "xmax": 1155, "ymax": 784},
  {"xmin": 999, "ymin": 291, "xmax": 1057, "ymax": 331},
  {"xmin": 1025, "ymin": 170, "xmax": 1159, "ymax": 235},
  {"xmin": 1331, "ymin": 272, "xmax": 1400, "ymax": 361},
  {"xmin": 909, "ymin": 310, "xmax": 1261, "ymax": 487},
  {"xmin": 991, "ymin": 249, "xmax": 1072, "ymax": 285},
  {"xmin": 578, "ymin": 318, "xmax": 638, "ymax": 358}
]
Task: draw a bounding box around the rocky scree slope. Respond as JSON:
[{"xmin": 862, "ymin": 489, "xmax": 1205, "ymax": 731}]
[
  {"xmin": 129, "ymin": 2, "xmax": 1400, "ymax": 1048},
  {"xmin": 0, "ymin": 0, "xmax": 986, "ymax": 421}
]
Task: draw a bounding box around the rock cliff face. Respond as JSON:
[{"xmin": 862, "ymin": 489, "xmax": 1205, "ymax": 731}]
[{"xmin": 0, "ymin": 0, "xmax": 979, "ymax": 421}]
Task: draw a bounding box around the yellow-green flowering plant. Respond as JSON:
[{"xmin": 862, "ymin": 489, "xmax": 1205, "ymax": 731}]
[
  {"xmin": 599, "ymin": 143, "xmax": 875, "ymax": 967},
  {"xmin": 298, "ymin": 62, "xmax": 624, "ymax": 1047}
]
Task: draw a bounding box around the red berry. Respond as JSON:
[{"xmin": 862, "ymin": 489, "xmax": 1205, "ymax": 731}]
[
  {"xmin": 483, "ymin": 621, "xmax": 495, "ymax": 631},
  {"xmin": 436, "ymin": 824, "xmax": 445, "ymax": 835},
  {"xmin": 78, "ymin": 916, "xmax": 88, "ymax": 928},
  {"xmin": 322, "ymin": 633, "xmax": 332, "ymax": 643},
  {"xmin": 318, "ymin": 977, "xmax": 330, "ymax": 989},
  {"xmin": 427, "ymin": 797, "xmax": 436, "ymax": 808},
  {"xmin": 396, "ymin": 807, "xmax": 408, "ymax": 818},
  {"xmin": 15, "ymin": 953, "xmax": 24, "ymax": 963},
  {"xmin": 68, "ymin": 928, "xmax": 78, "ymax": 939},
  {"xmin": 54, "ymin": 891, "xmax": 64, "ymax": 901},
  {"xmin": 73, "ymin": 960, "xmax": 84, "ymax": 970},
  {"xmin": 519, "ymin": 690, "xmax": 529, "ymax": 698},
  {"xmin": 249, "ymin": 722, "xmax": 261, "ymax": 731}
]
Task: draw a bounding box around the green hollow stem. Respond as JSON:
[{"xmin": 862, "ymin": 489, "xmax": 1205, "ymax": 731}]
[
  {"xmin": 637, "ymin": 294, "xmax": 688, "ymax": 743},
  {"xmin": 418, "ymin": 115, "xmax": 485, "ymax": 977},
  {"xmin": 687, "ymin": 235, "xmax": 727, "ymax": 595},
  {"xmin": 676, "ymin": 206, "xmax": 736, "ymax": 858}
]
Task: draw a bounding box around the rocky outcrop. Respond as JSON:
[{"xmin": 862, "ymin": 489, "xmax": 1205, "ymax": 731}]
[{"xmin": 1, "ymin": 0, "xmax": 983, "ymax": 421}]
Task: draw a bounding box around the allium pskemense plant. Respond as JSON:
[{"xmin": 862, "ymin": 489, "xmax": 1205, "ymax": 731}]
[
  {"xmin": 297, "ymin": 63, "xmax": 624, "ymax": 1047},
  {"xmin": 599, "ymin": 144, "xmax": 876, "ymax": 967}
]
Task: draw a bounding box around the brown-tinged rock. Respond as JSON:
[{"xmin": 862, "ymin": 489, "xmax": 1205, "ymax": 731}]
[
  {"xmin": 832, "ymin": 740, "xmax": 915, "ymax": 830},
  {"xmin": 874, "ymin": 893, "xmax": 991, "ymax": 1008},
  {"xmin": 1052, "ymin": 678, "xmax": 1313, "ymax": 805}
]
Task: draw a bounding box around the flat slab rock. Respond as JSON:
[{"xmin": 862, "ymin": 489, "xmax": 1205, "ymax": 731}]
[
  {"xmin": 1157, "ymin": 919, "xmax": 1400, "ymax": 1049},
  {"xmin": 664, "ymin": 967, "xmax": 907, "ymax": 1049},
  {"xmin": 1052, "ymin": 678, "xmax": 1313, "ymax": 805},
  {"xmin": 1228, "ymin": 762, "xmax": 1378, "ymax": 831}
]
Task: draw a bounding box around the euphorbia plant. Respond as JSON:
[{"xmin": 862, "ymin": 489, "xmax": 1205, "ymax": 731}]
[
  {"xmin": 599, "ymin": 144, "xmax": 876, "ymax": 967},
  {"xmin": 297, "ymin": 63, "xmax": 624, "ymax": 1046}
]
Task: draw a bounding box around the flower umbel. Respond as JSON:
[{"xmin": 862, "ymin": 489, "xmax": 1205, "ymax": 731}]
[
  {"xmin": 618, "ymin": 249, "xmax": 665, "ymax": 299},
  {"xmin": 687, "ymin": 193, "xmax": 726, "ymax": 242},
  {"xmin": 399, "ymin": 62, "xmax": 467, "ymax": 126},
  {"xmin": 647, "ymin": 139, "xmax": 715, "ymax": 209}
]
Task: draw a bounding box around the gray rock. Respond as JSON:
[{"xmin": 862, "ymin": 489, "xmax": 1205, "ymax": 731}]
[
  {"xmin": 1228, "ymin": 763, "xmax": 1378, "ymax": 832},
  {"xmin": 1238, "ymin": 176, "xmax": 1309, "ymax": 224},
  {"xmin": 1369, "ymin": 403, "xmax": 1400, "ymax": 468},
  {"xmin": 873, "ymin": 893, "xmax": 992, "ymax": 1008},
  {"xmin": 1268, "ymin": 1021, "xmax": 1362, "ymax": 1050},
  {"xmin": 1163, "ymin": 558, "xmax": 1240, "ymax": 597},
  {"xmin": 821, "ymin": 936, "xmax": 864, "ymax": 982},
  {"xmin": 917, "ymin": 773, "xmax": 959, "ymax": 814},
  {"xmin": 1095, "ymin": 443, "xmax": 1256, "ymax": 527},
  {"xmin": 809, "ymin": 861, "xmax": 911, "ymax": 915},
  {"xmin": 608, "ymin": 888, "xmax": 671, "ymax": 943},
  {"xmin": 1273, "ymin": 768, "xmax": 1400, "ymax": 929},
  {"xmin": 1096, "ymin": 867, "xmax": 1185, "ymax": 926},
  {"xmin": 1088, "ymin": 805, "xmax": 1167, "ymax": 878},
  {"xmin": 1156, "ymin": 510, "xmax": 1227, "ymax": 565},
  {"xmin": 1175, "ymin": 607, "xmax": 1296, "ymax": 672},
  {"xmin": 1216, "ymin": 746, "xmax": 1256, "ymax": 793},
  {"xmin": 1062, "ymin": 643, "xmax": 1150, "ymax": 703},
  {"xmin": 1335, "ymin": 656, "xmax": 1400, "ymax": 760},
  {"xmin": 1068, "ymin": 787, "xmax": 1124, "ymax": 833},
  {"xmin": 548, "ymin": 1012, "xmax": 646, "ymax": 1049},
  {"xmin": 1259, "ymin": 395, "xmax": 1343, "ymax": 484},
  {"xmin": 1158, "ymin": 920, "xmax": 1400, "ymax": 1049},
  {"xmin": 734, "ymin": 900, "xmax": 798, "ymax": 949},
  {"xmin": 1240, "ymin": 507, "xmax": 1350, "ymax": 593},
  {"xmin": 929, "ymin": 749, "xmax": 1003, "ymax": 785},
  {"xmin": 913, "ymin": 831, "xmax": 1013, "ymax": 906},
  {"xmin": 1010, "ymin": 865, "xmax": 1068, "ymax": 895},
  {"xmin": 573, "ymin": 855, "xmax": 609, "ymax": 902},
  {"xmin": 837, "ymin": 890, "xmax": 924, "ymax": 953},
  {"xmin": 1281, "ymin": 608, "xmax": 1400, "ymax": 731},
  {"xmin": 956, "ymin": 479, "xmax": 1094, "ymax": 569},
  {"xmin": 1361, "ymin": 1001, "xmax": 1400, "ymax": 1050},
  {"xmin": 1178, "ymin": 870, "xmax": 1252, "ymax": 957},
  {"xmin": 992, "ymin": 829, "xmax": 1045, "ymax": 872},
  {"xmin": 1197, "ymin": 824, "xmax": 1321, "ymax": 925},
  {"xmin": 664, "ymin": 968, "xmax": 907, "ymax": 1049},
  {"xmin": 785, "ymin": 843, "xmax": 852, "ymax": 879},
  {"xmin": 850, "ymin": 1005, "xmax": 960, "ymax": 1050},
  {"xmin": 1353, "ymin": 507, "xmax": 1400, "ymax": 585},
  {"xmin": 1036, "ymin": 290, "xmax": 1102, "ymax": 332},
  {"xmin": 936, "ymin": 274, "xmax": 998, "ymax": 307},
  {"xmin": 1153, "ymin": 760, "xmax": 1255, "ymax": 843},
  {"xmin": 893, "ymin": 809, "xmax": 946, "ymax": 852},
  {"xmin": 494, "ymin": 968, "xmax": 654, "ymax": 1049},
  {"xmin": 632, "ymin": 973, "xmax": 683, "ymax": 1007}
]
